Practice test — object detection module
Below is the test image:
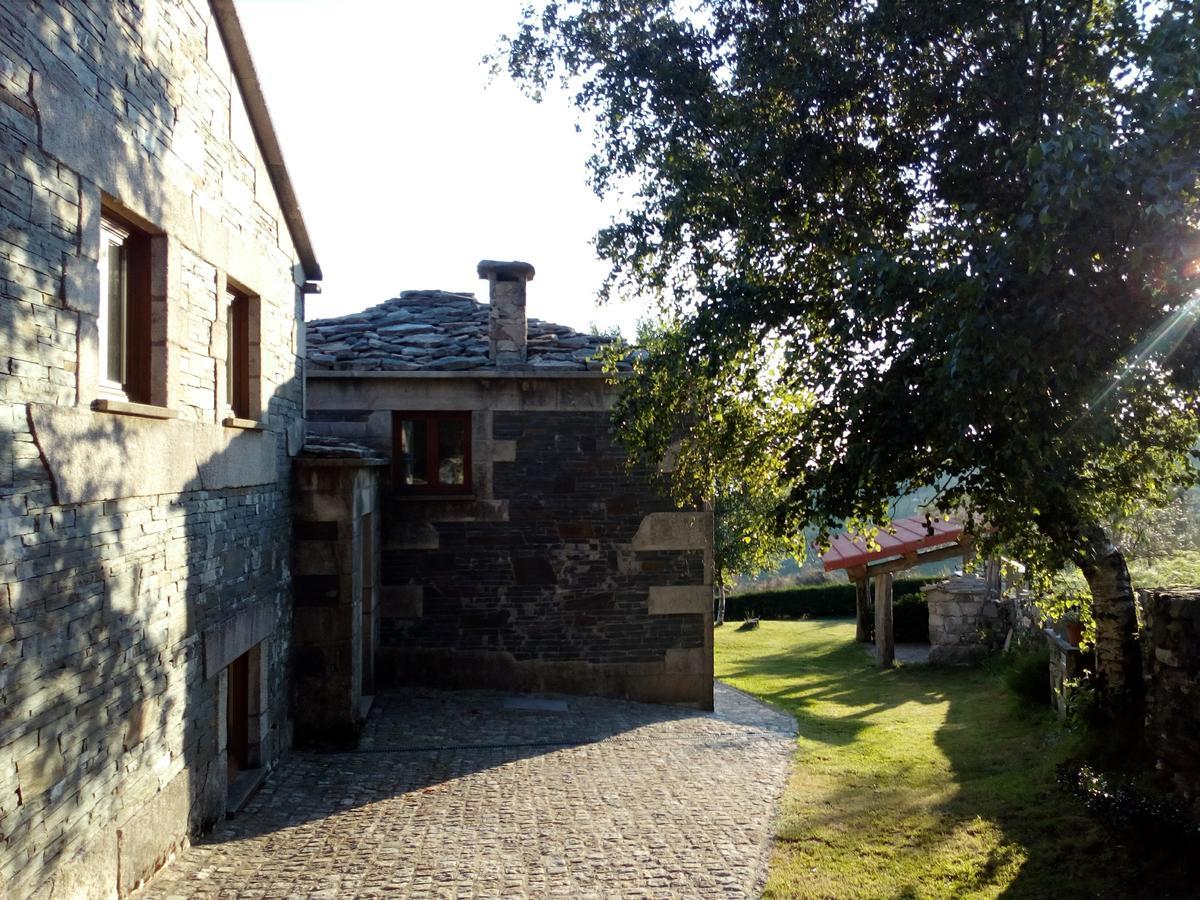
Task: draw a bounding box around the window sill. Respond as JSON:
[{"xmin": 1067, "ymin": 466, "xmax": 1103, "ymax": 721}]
[
  {"xmin": 222, "ymin": 417, "xmax": 268, "ymax": 431},
  {"xmin": 92, "ymin": 398, "xmax": 179, "ymax": 420}
]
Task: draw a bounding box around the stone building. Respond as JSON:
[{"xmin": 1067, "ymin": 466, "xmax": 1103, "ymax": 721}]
[
  {"xmin": 1, "ymin": 2, "xmax": 320, "ymax": 896},
  {"xmin": 306, "ymin": 261, "xmax": 714, "ymax": 710}
]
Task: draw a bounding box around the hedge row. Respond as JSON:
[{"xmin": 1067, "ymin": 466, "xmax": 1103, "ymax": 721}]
[{"xmin": 726, "ymin": 577, "xmax": 937, "ymax": 628}]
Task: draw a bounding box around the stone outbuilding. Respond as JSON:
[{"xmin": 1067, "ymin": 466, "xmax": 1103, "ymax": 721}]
[
  {"xmin": 1, "ymin": 3, "xmax": 320, "ymax": 896},
  {"xmin": 923, "ymin": 574, "xmax": 1006, "ymax": 665},
  {"xmin": 305, "ymin": 261, "xmax": 715, "ymax": 709}
]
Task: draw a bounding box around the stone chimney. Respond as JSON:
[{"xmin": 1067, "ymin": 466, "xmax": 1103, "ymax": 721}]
[{"xmin": 477, "ymin": 259, "xmax": 534, "ymax": 367}]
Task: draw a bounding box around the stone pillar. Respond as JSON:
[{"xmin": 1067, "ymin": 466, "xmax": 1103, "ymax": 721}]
[
  {"xmin": 1139, "ymin": 588, "xmax": 1200, "ymax": 821},
  {"xmin": 292, "ymin": 450, "xmax": 385, "ymax": 744},
  {"xmin": 478, "ymin": 259, "xmax": 535, "ymax": 367}
]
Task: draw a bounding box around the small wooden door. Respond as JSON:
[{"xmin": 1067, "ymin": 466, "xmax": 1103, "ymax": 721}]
[{"xmin": 227, "ymin": 651, "xmax": 250, "ymax": 774}]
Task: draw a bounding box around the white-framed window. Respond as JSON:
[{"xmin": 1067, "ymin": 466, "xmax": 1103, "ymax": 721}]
[
  {"xmin": 97, "ymin": 211, "xmax": 154, "ymax": 404},
  {"xmin": 98, "ymin": 217, "xmax": 130, "ymax": 399}
]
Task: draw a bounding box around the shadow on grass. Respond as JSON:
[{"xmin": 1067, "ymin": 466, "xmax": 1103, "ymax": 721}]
[{"xmin": 716, "ymin": 620, "xmax": 1194, "ymax": 899}]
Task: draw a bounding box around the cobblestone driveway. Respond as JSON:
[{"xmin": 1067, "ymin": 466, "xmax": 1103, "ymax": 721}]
[{"xmin": 140, "ymin": 683, "xmax": 795, "ymax": 899}]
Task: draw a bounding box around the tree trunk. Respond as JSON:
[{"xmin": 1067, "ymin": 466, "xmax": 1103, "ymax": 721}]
[
  {"xmin": 716, "ymin": 583, "xmax": 726, "ymax": 626},
  {"xmin": 1078, "ymin": 530, "xmax": 1142, "ymax": 719},
  {"xmin": 855, "ymin": 578, "xmax": 871, "ymax": 642}
]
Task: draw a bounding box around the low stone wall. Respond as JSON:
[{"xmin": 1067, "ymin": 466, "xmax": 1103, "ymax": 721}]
[
  {"xmin": 1138, "ymin": 588, "xmax": 1200, "ymax": 819},
  {"xmin": 924, "ymin": 575, "xmax": 1007, "ymax": 665},
  {"xmin": 1003, "ymin": 590, "xmax": 1043, "ymax": 639}
]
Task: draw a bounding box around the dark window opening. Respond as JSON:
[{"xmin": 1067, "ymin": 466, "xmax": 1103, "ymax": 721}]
[
  {"xmin": 393, "ymin": 411, "xmax": 471, "ymax": 493},
  {"xmin": 226, "ymin": 288, "xmax": 251, "ymax": 419}
]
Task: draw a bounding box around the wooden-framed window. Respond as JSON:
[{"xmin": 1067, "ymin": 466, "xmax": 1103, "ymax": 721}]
[
  {"xmin": 392, "ymin": 411, "xmax": 471, "ymax": 493},
  {"xmin": 225, "ymin": 287, "xmax": 251, "ymax": 419},
  {"xmin": 98, "ymin": 213, "xmax": 153, "ymax": 403}
]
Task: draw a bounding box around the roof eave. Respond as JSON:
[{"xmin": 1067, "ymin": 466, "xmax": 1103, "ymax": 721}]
[{"xmin": 209, "ymin": 0, "xmax": 322, "ymax": 282}]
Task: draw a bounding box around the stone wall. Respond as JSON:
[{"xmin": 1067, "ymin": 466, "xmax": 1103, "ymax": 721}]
[
  {"xmin": 307, "ymin": 373, "xmax": 715, "ymax": 709},
  {"xmin": 1, "ymin": 3, "xmax": 307, "ymax": 896},
  {"xmin": 1138, "ymin": 588, "xmax": 1200, "ymax": 820},
  {"xmin": 292, "ymin": 450, "xmax": 385, "ymax": 744},
  {"xmin": 924, "ymin": 575, "xmax": 1007, "ymax": 665}
]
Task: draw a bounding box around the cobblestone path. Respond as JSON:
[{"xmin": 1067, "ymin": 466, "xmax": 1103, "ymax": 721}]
[{"xmin": 139, "ymin": 682, "xmax": 795, "ymax": 899}]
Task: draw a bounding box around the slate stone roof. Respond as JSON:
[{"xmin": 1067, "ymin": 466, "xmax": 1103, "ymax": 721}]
[
  {"xmin": 299, "ymin": 435, "xmax": 387, "ymax": 461},
  {"xmin": 306, "ymin": 290, "xmax": 631, "ymax": 372}
]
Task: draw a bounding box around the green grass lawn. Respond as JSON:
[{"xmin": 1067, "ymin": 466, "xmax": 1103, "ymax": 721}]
[{"xmin": 715, "ymin": 620, "xmax": 1192, "ymax": 899}]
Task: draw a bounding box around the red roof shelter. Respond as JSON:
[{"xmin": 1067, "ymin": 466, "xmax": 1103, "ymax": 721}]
[
  {"xmin": 821, "ymin": 513, "xmax": 973, "ymax": 669},
  {"xmin": 822, "ymin": 515, "xmax": 965, "ymax": 576}
]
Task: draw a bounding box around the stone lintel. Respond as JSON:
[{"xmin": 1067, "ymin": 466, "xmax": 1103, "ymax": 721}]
[
  {"xmin": 490, "ymin": 440, "xmax": 517, "ymax": 463},
  {"xmin": 203, "ymin": 599, "xmax": 276, "ymax": 679},
  {"xmin": 647, "ymin": 585, "xmax": 711, "ymax": 616},
  {"xmin": 631, "ymin": 511, "xmax": 712, "ymax": 552}
]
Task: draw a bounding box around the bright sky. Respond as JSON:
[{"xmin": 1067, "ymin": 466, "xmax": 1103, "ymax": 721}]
[{"xmin": 236, "ymin": 0, "xmax": 639, "ymax": 335}]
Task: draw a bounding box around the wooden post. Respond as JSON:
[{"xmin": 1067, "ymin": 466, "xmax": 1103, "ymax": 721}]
[
  {"xmin": 855, "ymin": 578, "xmax": 871, "ymax": 642},
  {"xmin": 985, "ymin": 556, "xmax": 1001, "ymax": 598},
  {"xmin": 874, "ymin": 571, "xmax": 894, "ymax": 668}
]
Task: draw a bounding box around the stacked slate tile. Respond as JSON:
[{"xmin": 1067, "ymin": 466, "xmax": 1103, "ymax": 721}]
[{"xmin": 306, "ymin": 290, "xmax": 633, "ymax": 372}]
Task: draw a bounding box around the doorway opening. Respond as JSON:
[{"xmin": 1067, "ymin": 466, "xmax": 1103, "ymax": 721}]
[
  {"xmin": 225, "ymin": 642, "xmax": 264, "ymax": 814},
  {"xmin": 360, "ymin": 511, "xmax": 376, "ymax": 715}
]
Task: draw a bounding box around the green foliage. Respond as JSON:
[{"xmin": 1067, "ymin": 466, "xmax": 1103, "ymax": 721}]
[
  {"xmin": 725, "ymin": 576, "xmax": 932, "ymax": 621},
  {"xmin": 1116, "ymin": 488, "xmax": 1200, "ymax": 563},
  {"xmin": 500, "ymin": 0, "xmax": 1200, "ymax": 579},
  {"xmin": 1130, "ymin": 549, "xmax": 1200, "ymax": 587},
  {"xmin": 1001, "ymin": 644, "xmax": 1052, "ymax": 707},
  {"xmin": 891, "ymin": 591, "xmax": 930, "ymax": 643},
  {"xmin": 598, "ymin": 316, "xmax": 807, "ymax": 586},
  {"xmin": 1058, "ymin": 763, "xmax": 1200, "ymax": 850}
]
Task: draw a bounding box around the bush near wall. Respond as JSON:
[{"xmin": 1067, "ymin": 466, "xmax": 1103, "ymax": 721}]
[
  {"xmin": 892, "ymin": 592, "xmax": 931, "ymax": 643},
  {"xmin": 727, "ymin": 577, "xmax": 937, "ymax": 624}
]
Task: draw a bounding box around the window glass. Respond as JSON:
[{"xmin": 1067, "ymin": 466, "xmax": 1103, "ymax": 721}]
[
  {"xmin": 437, "ymin": 419, "xmax": 466, "ymax": 486},
  {"xmin": 98, "ymin": 211, "xmax": 152, "ymax": 404},
  {"xmin": 225, "ymin": 289, "xmax": 250, "ymax": 418},
  {"xmin": 400, "ymin": 419, "xmax": 428, "ymax": 485},
  {"xmin": 225, "ymin": 291, "xmax": 237, "ymax": 410},
  {"xmin": 101, "ymin": 223, "xmax": 128, "ymax": 388},
  {"xmin": 393, "ymin": 412, "xmax": 470, "ymax": 492}
]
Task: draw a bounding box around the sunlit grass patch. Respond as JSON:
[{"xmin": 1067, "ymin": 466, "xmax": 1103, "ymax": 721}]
[{"xmin": 716, "ymin": 620, "xmax": 1192, "ymax": 899}]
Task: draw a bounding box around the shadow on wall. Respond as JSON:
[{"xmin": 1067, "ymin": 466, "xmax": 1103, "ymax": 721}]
[
  {"xmin": 1, "ymin": 384, "xmax": 300, "ymax": 898},
  {"xmin": 1, "ymin": 10, "xmax": 307, "ymax": 896}
]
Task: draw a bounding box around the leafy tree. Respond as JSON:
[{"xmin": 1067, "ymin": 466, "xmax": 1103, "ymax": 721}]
[
  {"xmin": 501, "ymin": 0, "xmax": 1200, "ymax": 712},
  {"xmin": 600, "ymin": 319, "xmax": 805, "ymax": 623},
  {"xmin": 1114, "ymin": 486, "xmax": 1200, "ymax": 561},
  {"xmin": 712, "ymin": 478, "xmax": 795, "ymax": 624}
]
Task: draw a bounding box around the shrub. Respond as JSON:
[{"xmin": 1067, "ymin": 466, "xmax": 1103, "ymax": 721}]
[
  {"xmin": 1002, "ymin": 644, "xmax": 1051, "ymax": 706},
  {"xmin": 1058, "ymin": 763, "xmax": 1200, "ymax": 851},
  {"xmin": 726, "ymin": 577, "xmax": 936, "ymax": 621},
  {"xmin": 892, "ymin": 592, "xmax": 930, "ymax": 643}
]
